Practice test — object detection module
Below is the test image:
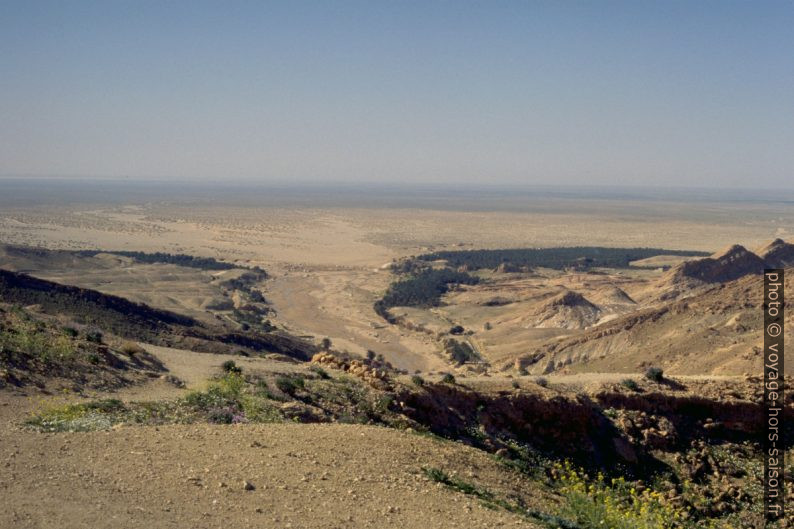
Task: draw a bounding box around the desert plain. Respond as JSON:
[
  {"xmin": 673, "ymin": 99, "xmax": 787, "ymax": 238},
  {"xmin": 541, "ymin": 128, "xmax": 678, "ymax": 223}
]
[{"xmin": 1, "ymin": 184, "xmax": 792, "ymax": 528}]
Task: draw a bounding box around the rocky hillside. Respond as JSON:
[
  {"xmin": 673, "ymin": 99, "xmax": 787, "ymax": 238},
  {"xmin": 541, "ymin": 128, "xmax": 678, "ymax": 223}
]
[
  {"xmin": 4, "ymin": 341, "xmax": 791, "ymax": 528},
  {"xmin": 0, "ymin": 305, "xmax": 168, "ymax": 391},
  {"xmin": 659, "ymin": 240, "xmax": 794, "ymax": 299},
  {"xmin": 0, "ymin": 269, "xmax": 317, "ymax": 360},
  {"xmin": 528, "ymin": 290, "xmax": 602, "ymax": 330},
  {"xmin": 665, "ymin": 244, "xmax": 767, "ymax": 285},
  {"xmin": 758, "ymin": 238, "xmax": 794, "ymax": 268},
  {"xmin": 522, "ymin": 272, "xmax": 793, "ymax": 376}
]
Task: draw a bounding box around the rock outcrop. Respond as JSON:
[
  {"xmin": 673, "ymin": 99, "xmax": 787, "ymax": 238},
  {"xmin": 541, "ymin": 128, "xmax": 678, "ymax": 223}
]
[
  {"xmin": 529, "ymin": 290, "xmax": 601, "ymax": 330},
  {"xmin": 668, "ymin": 244, "xmax": 766, "ymax": 284},
  {"xmin": 311, "ymin": 352, "xmax": 391, "ymax": 389},
  {"xmin": 757, "ymin": 238, "xmax": 794, "ymax": 268}
]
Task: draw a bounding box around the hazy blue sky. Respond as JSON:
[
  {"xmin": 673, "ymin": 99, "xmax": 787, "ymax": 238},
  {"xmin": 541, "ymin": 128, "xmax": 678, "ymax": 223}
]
[{"xmin": 1, "ymin": 1, "xmax": 792, "ymax": 187}]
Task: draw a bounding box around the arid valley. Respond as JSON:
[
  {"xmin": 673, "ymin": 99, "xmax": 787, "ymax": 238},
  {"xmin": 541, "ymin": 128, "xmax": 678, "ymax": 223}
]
[
  {"xmin": 3, "ymin": 2, "xmax": 793, "ymax": 526},
  {"xmin": 0, "ymin": 185, "xmax": 792, "ymax": 528}
]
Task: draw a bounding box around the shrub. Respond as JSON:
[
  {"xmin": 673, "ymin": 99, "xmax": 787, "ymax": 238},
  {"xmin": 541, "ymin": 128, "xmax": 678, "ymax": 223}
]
[
  {"xmin": 441, "ymin": 373, "xmax": 456, "ymax": 384},
  {"xmin": 275, "ymin": 374, "xmax": 305, "ymax": 395},
  {"xmin": 443, "ymin": 339, "xmax": 481, "ymax": 365},
  {"xmin": 120, "ymin": 341, "xmax": 146, "ymax": 356},
  {"xmin": 449, "ymin": 325, "xmax": 465, "ymax": 335},
  {"xmin": 621, "ymin": 378, "xmax": 640, "ymax": 391},
  {"xmin": 535, "ymin": 377, "xmax": 549, "ymax": 387},
  {"xmin": 85, "ymin": 330, "xmax": 103, "ymax": 344},
  {"xmin": 411, "ymin": 375, "xmax": 425, "ymax": 386},
  {"xmin": 254, "ymin": 380, "xmax": 279, "ymax": 400},
  {"xmin": 184, "ymin": 372, "xmax": 245, "ymax": 409},
  {"xmin": 512, "ymin": 380, "xmax": 520, "ymax": 389},
  {"xmin": 25, "ymin": 399, "xmax": 125, "ymax": 432},
  {"xmin": 645, "ymin": 367, "xmax": 664, "ymax": 382},
  {"xmin": 553, "ymin": 462, "xmax": 690, "ymax": 529},
  {"xmin": 222, "ymin": 360, "xmax": 242, "ymax": 374},
  {"xmin": 207, "ymin": 406, "xmax": 246, "ymax": 424},
  {"xmin": 309, "ymin": 365, "xmax": 330, "ymax": 379},
  {"xmin": 62, "ymin": 326, "xmax": 79, "ymax": 338}
]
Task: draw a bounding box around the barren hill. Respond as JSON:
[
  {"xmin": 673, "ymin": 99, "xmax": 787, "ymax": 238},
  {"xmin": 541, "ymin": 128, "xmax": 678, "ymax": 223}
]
[
  {"xmin": 525, "ymin": 272, "xmax": 793, "ymax": 376},
  {"xmin": 529, "ymin": 290, "xmax": 602, "ymax": 330},
  {"xmin": 666, "ymin": 244, "xmax": 766, "ymax": 285},
  {"xmin": 0, "ymin": 269, "xmax": 316, "ymax": 360},
  {"xmin": 757, "ymin": 238, "xmax": 794, "ymax": 268}
]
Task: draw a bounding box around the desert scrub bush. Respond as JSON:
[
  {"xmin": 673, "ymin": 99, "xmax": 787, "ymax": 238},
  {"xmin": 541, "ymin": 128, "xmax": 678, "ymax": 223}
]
[
  {"xmin": 423, "ymin": 467, "xmax": 498, "ymax": 502},
  {"xmin": 239, "ymin": 397, "xmax": 282, "ymax": 423},
  {"xmin": 183, "ymin": 372, "xmax": 283, "ymax": 423},
  {"xmin": 254, "ymin": 379, "xmax": 280, "ymax": 400},
  {"xmin": 491, "ymin": 442, "xmax": 550, "ymax": 480},
  {"xmin": 449, "ymin": 325, "xmax": 465, "ymax": 335},
  {"xmin": 553, "ymin": 461, "xmax": 697, "ymax": 529},
  {"xmin": 85, "ymin": 330, "xmax": 103, "ymax": 344},
  {"xmin": 308, "ymin": 365, "xmax": 330, "ymax": 379},
  {"xmin": 512, "ymin": 380, "xmax": 520, "ymax": 389},
  {"xmin": 411, "ymin": 374, "xmax": 425, "ymax": 386},
  {"xmin": 441, "ymin": 373, "xmax": 456, "ymax": 384},
  {"xmin": 207, "ymin": 405, "xmax": 247, "ymax": 424},
  {"xmin": 535, "ymin": 377, "xmax": 549, "ymax": 387},
  {"xmin": 25, "ymin": 398, "xmax": 125, "ymax": 432},
  {"xmin": 120, "ymin": 341, "xmax": 146, "ymax": 356},
  {"xmin": 422, "ymin": 466, "xmax": 561, "ymax": 523},
  {"xmin": 0, "ymin": 320, "xmax": 76, "ymax": 363},
  {"xmin": 61, "ymin": 326, "xmax": 79, "ymax": 338},
  {"xmin": 275, "ymin": 374, "xmax": 305, "ymax": 395},
  {"xmin": 184, "ymin": 372, "xmax": 245, "ymax": 409},
  {"xmin": 221, "ymin": 359, "xmax": 242, "ymax": 374},
  {"xmin": 621, "ymin": 378, "xmax": 640, "ymax": 391},
  {"xmin": 645, "ymin": 367, "xmax": 664, "ymax": 382}
]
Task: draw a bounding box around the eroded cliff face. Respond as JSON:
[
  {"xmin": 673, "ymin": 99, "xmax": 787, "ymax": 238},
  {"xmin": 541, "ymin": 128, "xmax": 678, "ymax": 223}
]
[{"xmin": 312, "ymin": 351, "xmax": 792, "ymax": 472}]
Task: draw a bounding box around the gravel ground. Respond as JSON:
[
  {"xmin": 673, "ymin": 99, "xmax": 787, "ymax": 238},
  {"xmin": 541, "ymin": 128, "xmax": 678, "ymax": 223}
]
[{"xmin": 0, "ymin": 406, "xmax": 546, "ymax": 529}]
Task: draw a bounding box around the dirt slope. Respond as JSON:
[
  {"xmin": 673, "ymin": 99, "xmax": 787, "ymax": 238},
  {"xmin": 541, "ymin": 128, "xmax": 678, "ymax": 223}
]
[{"xmin": 0, "ymin": 417, "xmax": 544, "ymax": 529}]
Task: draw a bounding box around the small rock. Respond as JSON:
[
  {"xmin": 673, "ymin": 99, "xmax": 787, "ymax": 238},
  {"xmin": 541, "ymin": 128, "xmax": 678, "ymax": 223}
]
[{"xmin": 243, "ymin": 480, "xmax": 255, "ymax": 491}]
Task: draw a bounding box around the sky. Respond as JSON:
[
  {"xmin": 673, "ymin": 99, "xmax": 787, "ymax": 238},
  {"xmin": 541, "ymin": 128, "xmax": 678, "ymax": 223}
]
[{"xmin": 1, "ymin": 1, "xmax": 792, "ymax": 188}]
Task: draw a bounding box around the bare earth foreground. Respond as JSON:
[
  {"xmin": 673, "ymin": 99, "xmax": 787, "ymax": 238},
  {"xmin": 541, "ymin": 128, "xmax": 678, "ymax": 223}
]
[
  {"xmin": 0, "ymin": 422, "xmax": 531, "ymax": 529},
  {"xmin": 0, "ymin": 344, "xmax": 542, "ymax": 529}
]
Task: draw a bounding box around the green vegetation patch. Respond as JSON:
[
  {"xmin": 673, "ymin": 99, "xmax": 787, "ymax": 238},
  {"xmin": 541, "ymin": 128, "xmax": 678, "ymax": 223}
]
[
  {"xmin": 374, "ymin": 268, "xmax": 480, "ymax": 321},
  {"xmin": 25, "ymin": 399, "xmax": 127, "ymax": 432},
  {"xmin": 552, "ymin": 462, "xmax": 705, "ymax": 529},
  {"xmin": 417, "ymin": 247, "xmax": 708, "ymax": 271}
]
